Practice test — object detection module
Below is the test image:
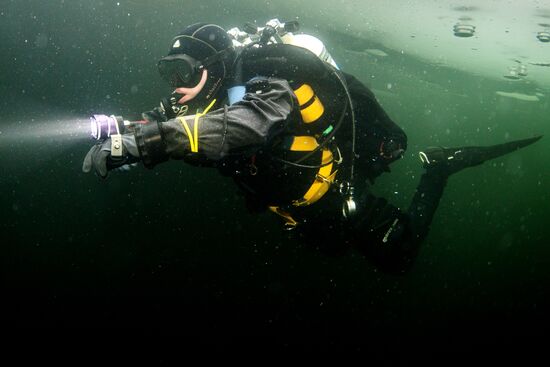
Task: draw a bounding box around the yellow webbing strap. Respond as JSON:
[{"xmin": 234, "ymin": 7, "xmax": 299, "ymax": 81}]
[
  {"xmin": 268, "ymin": 151, "xmax": 337, "ymax": 227},
  {"xmin": 177, "ymin": 117, "xmax": 196, "ymax": 152},
  {"xmin": 268, "ymin": 206, "xmax": 298, "ymax": 230},
  {"xmin": 176, "ymin": 99, "xmax": 217, "ymax": 153},
  {"xmin": 289, "ymin": 136, "xmax": 337, "ymax": 207},
  {"xmin": 293, "ymin": 149, "xmax": 337, "ymax": 207},
  {"xmin": 268, "ymin": 136, "xmax": 338, "ymax": 228}
]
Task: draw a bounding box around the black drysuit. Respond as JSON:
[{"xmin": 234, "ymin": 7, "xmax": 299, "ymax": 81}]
[{"xmin": 141, "ymin": 74, "xmax": 446, "ymax": 273}]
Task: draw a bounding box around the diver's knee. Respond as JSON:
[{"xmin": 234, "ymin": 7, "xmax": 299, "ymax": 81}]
[{"xmin": 354, "ymin": 214, "xmax": 420, "ymax": 273}]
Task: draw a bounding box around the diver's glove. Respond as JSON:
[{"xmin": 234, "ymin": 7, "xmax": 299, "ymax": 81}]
[
  {"xmin": 142, "ymin": 106, "xmax": 168, "ymax": 123},
  {"xmin": 82, "ymin": 134, "xmax": 141, "ymax": 178}
]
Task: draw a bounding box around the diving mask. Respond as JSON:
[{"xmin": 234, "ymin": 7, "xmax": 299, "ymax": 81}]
[
  {"xmin": 158, "ymin": 54, "xmax": 203, "ymax": 88},
  {"xmin": 157, "ymin": 46, "xmax": 232, "ymax": 88}
]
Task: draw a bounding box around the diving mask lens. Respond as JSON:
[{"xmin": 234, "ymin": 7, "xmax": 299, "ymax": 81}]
[{"xmin": 158, "ymin": 54, "xmax": 200, "ymax": 88}]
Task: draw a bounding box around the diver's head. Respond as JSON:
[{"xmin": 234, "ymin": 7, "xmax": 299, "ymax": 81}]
[{"xmin": 157, "ymin": 23, "xmax": 235, "ymax": 111}]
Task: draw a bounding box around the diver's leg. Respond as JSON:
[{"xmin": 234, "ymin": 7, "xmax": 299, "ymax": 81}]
[
  {"xmin": 406, "ymin": 170, "xmax": 447, "ymax": 244},
  {"xmin": 355, "ymin": 136, "xmax": 542, "ymax": 273},
  {"xmin": 419, "ymin": 136, "xmax": 542, "ymax": 176},
  {"xmin": 351, "ymin": 192, "xmax": 416, "ymax": 273},
  {"xmin": 407, "ymin": 135, "xmax": 543, "ymax": 247},
  {"xmin": 409, "ymin": 135, "xmax": 542, "ymax": 238}
]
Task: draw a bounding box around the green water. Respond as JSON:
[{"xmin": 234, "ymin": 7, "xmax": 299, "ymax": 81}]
[{"xmin": 1, "ymin": 0, "xmax": 549, "ymax": 348}]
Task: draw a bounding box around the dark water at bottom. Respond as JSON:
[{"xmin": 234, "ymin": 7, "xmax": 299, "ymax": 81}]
[{"xmin": 1, "ymin": 2, "xmax": 549, "ymax": 357}]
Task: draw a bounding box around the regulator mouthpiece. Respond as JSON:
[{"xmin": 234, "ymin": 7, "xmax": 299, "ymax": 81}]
[{"xmin": 90, "ymin": 114, "xmax": 124, "ymax": 140}]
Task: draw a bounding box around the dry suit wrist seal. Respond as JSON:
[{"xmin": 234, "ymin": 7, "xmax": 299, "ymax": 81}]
[{"xmin": 134, "ymin": 121, "xmax": 169, "ymax": 168}]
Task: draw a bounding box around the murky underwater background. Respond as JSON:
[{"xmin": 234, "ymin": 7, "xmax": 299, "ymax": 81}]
[{"xmin": 1, "ymin": 0, "xmax": 549, "ymax": 347}]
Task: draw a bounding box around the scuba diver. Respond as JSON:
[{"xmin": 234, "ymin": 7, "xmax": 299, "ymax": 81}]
[{"xmin": 83, "ymin": 21, "xmax": 542, "ymax": 273}]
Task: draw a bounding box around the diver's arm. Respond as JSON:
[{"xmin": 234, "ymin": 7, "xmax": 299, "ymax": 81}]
[
  {"xmin": 342, "ymin": 72, "xmax": 408, "ymax": 183},
  {"xmin": 134, "ymin": 78, "xmax": 297, "ymax": 167},
  {"xmin": 342, "ymin": 72, "xmax": 407, "ymax": 145}
]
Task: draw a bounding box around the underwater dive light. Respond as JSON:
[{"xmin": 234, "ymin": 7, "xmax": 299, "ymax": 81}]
[
  {"xmin": 90, "ymin": 114, "xmax": 127, "ymax": 141},
  {"xmin": 90, "ymin": 114, "xmax": 125, "ymax": 157},
  {"xmin": 90, "ymin": 114, "xmax": 145, "ymax": 158}
]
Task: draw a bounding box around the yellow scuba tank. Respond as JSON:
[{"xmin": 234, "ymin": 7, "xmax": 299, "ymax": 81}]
[{"xmin": 227, "ymin": 19, "xmax": 356, "ymax": 226}]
